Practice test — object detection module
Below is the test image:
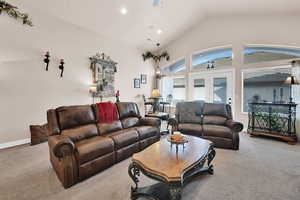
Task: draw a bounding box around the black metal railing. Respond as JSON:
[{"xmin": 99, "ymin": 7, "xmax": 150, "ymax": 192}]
[{"xmin": 248, "ymin": 102, "xmax": 297, "ymax": 137}]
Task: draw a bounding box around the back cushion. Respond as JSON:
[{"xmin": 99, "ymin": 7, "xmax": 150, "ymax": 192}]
[
  {"xmin": 202, "ymin": 116, "xmax": 227, "ymax": 125},
  {"xmin": 61, "ymin": 124, "xmax": 98, "ymax": 142},
  {"xmin": 203, "ymin": 103, "xmax": 229, "ymax": 118},
  {"xmin": 57, "ymin": 105, "xmax": 96, "ymax": 130},
  {"xmin": 116, "ymin": 102, "xmax": 140, "ymax": 120},
  {"xmin": 121, "ymin": 117, "xmax": 139, "ymax": 129},
  {"xmin": 99, "ymin": 121, "xmax": 123, "ymax": 135},
  {"xmin": 176, "ymin": 101, "xmax": 204, "ymax": 123}
]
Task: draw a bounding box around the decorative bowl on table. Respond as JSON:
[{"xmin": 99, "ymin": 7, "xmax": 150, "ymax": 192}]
[{"xmin": 167, "ymin": 132, "xmax": 188, "ymax": 144}]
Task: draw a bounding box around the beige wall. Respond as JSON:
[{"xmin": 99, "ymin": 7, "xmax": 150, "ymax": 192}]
[
  {"xmin": 0, "ymin": 12, "xmax": 154, "ymax": 145},
  {"xmin": 159, "ymin": 14, "xmax": 300, "ymax": 140}
]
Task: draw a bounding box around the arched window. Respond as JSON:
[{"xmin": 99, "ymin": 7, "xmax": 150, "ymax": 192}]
[
  {"xmin": 192, "ymin": 47, "xmax": 233, "ymax": 70},
  {"xmin": 244, "ymin": 46, "xmax": 300, "ymax": 64},
  {"xmin": 162, "ymin": 58, "xmax": 186, "ymax": 75}
]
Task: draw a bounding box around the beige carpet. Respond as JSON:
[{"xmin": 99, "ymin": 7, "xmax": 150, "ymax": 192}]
[{"xmin": 0, "ymin": 133, "xmax": 300, "ymax": 200}]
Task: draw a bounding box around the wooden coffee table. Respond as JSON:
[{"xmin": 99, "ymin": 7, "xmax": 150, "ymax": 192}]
[{"xmin": 128, "ymin": 135, "xmax": 216, "ymax": 200}]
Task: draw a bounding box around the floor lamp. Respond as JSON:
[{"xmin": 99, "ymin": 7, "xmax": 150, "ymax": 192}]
[{"xmin": 284, "ymin": 76, "xmax": 299, "ymax": 104}]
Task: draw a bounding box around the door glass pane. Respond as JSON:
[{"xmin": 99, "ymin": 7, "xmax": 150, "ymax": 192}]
[
  {"xmin": 213, "ymin": 77, "xmax": 227, "ymax": 103},
  {"xmin": 161, "ymin": 77, "xmax": 186, "ymax": 106},
  {"xmin": 193, "ymin": 79, "xmax": 205, "ymax": 100},
  {"xmin": 173, "ymin": 78, "xmax": 186, "ymax": 105}
]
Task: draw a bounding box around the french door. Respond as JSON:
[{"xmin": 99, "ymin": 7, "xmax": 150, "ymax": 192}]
[{"xmin": 189, "ymin": 70, "xmax": 234, "ymax": 107}]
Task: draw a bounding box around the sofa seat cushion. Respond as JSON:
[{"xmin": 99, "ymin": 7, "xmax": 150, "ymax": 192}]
[
  {"xmin": 134, "ymin": 126, "xmax": 159, "ymax": 140},
  {"xmin": 106, "ymin": 129, "xmax": 139, "ymax": 150},
  {"xmin": 177, "ymin": 123, "xmax": 202, "ymax": 136},
  {"xmin": 75, "ymin": 136, "xmax": 114, "ymax": 165},
  {"xmin": 62, "ymin": 124, "xmax": 99, "ymax": 142},
  {"xmin": 203, "ymin": 125, "xmax": 232, "ymax": 139}
]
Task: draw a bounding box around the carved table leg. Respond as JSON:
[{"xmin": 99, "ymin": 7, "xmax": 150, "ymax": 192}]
[
  {"xmin": 207, "ymin": 147, "xmax": 216, "ymax": 175},
  {"xmin": 128, "ymin": 162, "xmax": 141, "ymax": 199},
  {"xmin": 169, "ymin": 182, "xmax": 182, "ymax": 200}
]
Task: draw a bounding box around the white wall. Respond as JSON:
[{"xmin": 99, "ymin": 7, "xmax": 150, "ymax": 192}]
[
  {"xmin": 0, "ymin": 12, "xmax": 154, "ymax": 145},
  {"xmin": 160, "ymin": 14, "xmax": 300, "ymax": 140}
]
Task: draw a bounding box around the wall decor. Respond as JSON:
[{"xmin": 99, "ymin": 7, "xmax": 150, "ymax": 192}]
[
  {"xmin": 134, "ymin": 78, "xmax": 141, "ymax": 88},
  {"xmin": 59, "ymin": 59, "xmax": 65, "ymax": 78},
  {"xmin": 0, "ymin": 1, "xmax": 33, "ymax": 26},
  {"xmin": 90, "ymin": 53, "xmax": 118, "ymax": 98},
  {"xmin": 43, "ymin": 51, "xmax": 50, "ymax": 71},
  {"xmin": 141, "ymin": 74, "xmax": 147, "ymax": 84}
]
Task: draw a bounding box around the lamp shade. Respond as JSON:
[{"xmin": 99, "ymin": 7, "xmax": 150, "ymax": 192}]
[
  {"xmin": 151, "ymin": 88, "xmax": 161, "ymax": 98},
  {"xmin": 284, "ymin": 76, "xmax": 300, "ymax": 85},
  {"xmin": 89, "ymin": 85, "xmax": 97, "ymax": 93}
]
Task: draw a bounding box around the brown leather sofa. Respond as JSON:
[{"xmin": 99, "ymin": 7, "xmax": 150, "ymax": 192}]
[
  {"xmin": 169, "ymin": 101, "xmax": 243, "ymax": 150},
  {"xmin": 47, "ymin": 102, "xmax": 161, "ymax": 188}
]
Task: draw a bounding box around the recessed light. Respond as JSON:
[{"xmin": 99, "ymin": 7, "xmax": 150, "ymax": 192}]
[
  {"xmin": 157, "ymin": 29, "xmax": 162, "ymax": 35},
  {"xmin": 120, "ymin": 7, "xmax": 127, "ymax": 15}
]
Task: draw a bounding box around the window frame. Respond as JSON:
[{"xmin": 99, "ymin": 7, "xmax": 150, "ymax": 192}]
[
  {"xmin": 241, "ymin": 64, "xmax": 292, "ymax": 115},
  {"xmin": 161, "ymin": 57, "xmax": 187, "ymax": 76},
  {"xmin": 243, "ymin": 44, "xmax": 300, "ymax": 65},
  {"xmin": 190, "ymin": 45, "xmax": 233, "ymax": 73}
]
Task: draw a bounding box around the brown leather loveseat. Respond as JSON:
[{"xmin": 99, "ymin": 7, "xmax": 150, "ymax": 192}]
[
  {"xmin": 169, "ymin": 101, "xmax": 243, "ymax": 150},
  {"xmin": 47, "ymin": 102, "xmax": 160, "ymax": 188}
]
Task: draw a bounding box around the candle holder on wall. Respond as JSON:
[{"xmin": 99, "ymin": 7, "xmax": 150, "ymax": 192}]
[
  {"xmin": 59, "ymin": 59, "xmax": 65, "ymax": 78},
  {"xmin": 44, "ymin": 51, "xmax": 50, "ymax": 71}
]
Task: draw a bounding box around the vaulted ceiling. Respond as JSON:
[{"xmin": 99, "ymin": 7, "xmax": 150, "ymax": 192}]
[{"xmin": 8, "ymin": 0, "xmax": 300, "ymax": 50}]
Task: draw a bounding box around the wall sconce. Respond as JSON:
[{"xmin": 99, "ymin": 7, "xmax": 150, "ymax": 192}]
[
  {"xmin": 59, "ymin": 59, "xmax": 65, "ymax": 78},
  {"xmin": 44, "ymin": 51, "xmax": 50, "ymax": 71}
]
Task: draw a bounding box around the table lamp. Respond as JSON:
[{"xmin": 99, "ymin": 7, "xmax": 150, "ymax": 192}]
[
  {"xmin": 284, "ymin": 76, "xmax": 299, "ymax": 103},
  {"xmin": 151, "ymin": 88, "xmax": 161, "ymax": 98},
  {"xmin": 151, "ymin": 88, "xmax": 161, "ymax": 113}
]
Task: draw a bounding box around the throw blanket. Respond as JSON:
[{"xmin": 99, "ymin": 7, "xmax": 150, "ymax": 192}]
[{"xmin": 97, "ymin": 102, "xmax": 119, "ymax": 123}]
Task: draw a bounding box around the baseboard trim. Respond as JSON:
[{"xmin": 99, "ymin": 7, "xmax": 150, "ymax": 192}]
[{"xmin": 0, "ymin": 138, "xmax": 31, "ymax": 150}]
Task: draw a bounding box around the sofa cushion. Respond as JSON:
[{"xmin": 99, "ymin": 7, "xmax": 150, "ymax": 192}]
[
  {"xmin": 61, "ymin": 124, "xmax": 98, "ymax": 142},
  {"xmin": 106, "ymin": 129, "xmax": 139, "ymax": 150},
  {"xmin": 116, "ymin": 102, "xmax": 140, "ymax": 119},
  {"xmin": 57, "ymin": 105, "xmax": 96, "ymax": 130},
  {"xmin": 75, "ymin": 136, "xmax": 114, "ymax": 165},
  {"xmin": 203, "ymin": 103, "xmax": 229, "ymax": 118},
  {"xmin": 177, "ymin": 123, "xmax": 202, "ymax": 136},
  {"xmin": 135, "ymin": 126, "xmax": 159, "ymax": 140},
  {"xmin": 121, "ymin": 117, "xmax": 139, "ymax": 129},
  {"xmin": 202, "ymin": 125, "xmax": 232, "ymax": 139},
  {"xmin": 203, "ymin": 116, "xmax": 227, "ymax": 125},
  {"xmin": 98, "ymin": 121, "xmax": 123, "ymax": 135},
  {"xmin": 176, "ymin": 101, "xmax": 204, "ymax": 123}
]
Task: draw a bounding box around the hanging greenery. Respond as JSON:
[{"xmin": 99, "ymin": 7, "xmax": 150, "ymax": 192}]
[
  {"xmin": 142, "ymin": 51, "xmax": 170, "ymax": 63},
  {"xmin": 0, "ymin": 0, "xmax": 33, "ymax": 26}
]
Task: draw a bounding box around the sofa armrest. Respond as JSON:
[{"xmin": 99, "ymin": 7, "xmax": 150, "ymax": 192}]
[
  {"xmin": 226, "ymin": 120, "xmax": 244, "ymax": 132},
  {"xmin": 139, "ymin": 117, "xmax": 161, "ymax": 127},
  {"xmin": 48, "ymin": 135, "xmax": 75, "ymax": 158}
]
